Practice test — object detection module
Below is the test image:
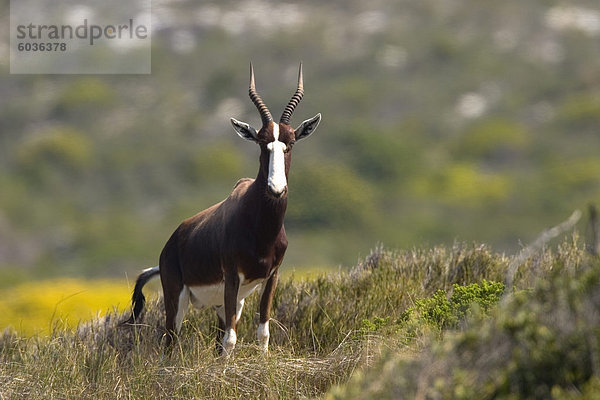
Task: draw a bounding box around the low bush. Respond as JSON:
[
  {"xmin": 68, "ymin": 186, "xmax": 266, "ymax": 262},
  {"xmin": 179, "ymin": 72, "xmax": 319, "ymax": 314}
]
[{"xmin": 328, "ymin": 244, "xmax": 600, "ymax": 399}]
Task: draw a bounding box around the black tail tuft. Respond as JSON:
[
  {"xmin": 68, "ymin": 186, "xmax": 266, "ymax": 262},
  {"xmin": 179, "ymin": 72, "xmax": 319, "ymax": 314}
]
[{"xmin": 121, "ymin": 266, "xmax": 160, "ymax": 325}]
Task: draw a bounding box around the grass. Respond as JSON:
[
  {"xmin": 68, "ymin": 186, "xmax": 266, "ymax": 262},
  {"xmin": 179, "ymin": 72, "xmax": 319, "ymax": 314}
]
[{"xmin": 2, "ymin": 237, "xmax": 599, "ymax": 399}]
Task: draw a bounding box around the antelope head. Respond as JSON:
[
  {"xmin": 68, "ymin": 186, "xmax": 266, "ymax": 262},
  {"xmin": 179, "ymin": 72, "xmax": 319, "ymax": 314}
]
[{"xmin": 230, "ymin": 63, "xmax": 321, "ymax": 199}]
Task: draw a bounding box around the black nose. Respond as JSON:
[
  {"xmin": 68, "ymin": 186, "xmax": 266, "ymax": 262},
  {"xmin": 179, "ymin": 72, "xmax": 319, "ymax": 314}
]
[{"xmin": 268, "ymin": 186, "xmax": 287, "ymax": 199}]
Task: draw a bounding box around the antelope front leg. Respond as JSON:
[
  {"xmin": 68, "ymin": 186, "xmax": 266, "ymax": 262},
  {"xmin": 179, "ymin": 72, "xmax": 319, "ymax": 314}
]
[
  {"xmin": 222, "ymin": 273, "xmax": 240, "ymax": 355},
  {"xmin": 258, "ymin": 270, "xmax": 278, "ymax": 352}
]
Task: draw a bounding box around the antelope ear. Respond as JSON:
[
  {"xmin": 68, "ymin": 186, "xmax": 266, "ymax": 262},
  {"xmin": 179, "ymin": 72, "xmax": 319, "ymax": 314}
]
[
  {"xmin": 230, "ymin": 118, "xmax": 259, "ymax": 142},
  {"xmin": 294, "ymin": 113, "xmax": 321, "ymax": 141}
]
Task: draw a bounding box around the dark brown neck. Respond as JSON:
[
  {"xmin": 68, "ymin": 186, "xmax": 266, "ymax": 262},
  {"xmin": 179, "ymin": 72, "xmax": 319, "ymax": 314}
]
[{"xmin": 250, "ymin": 153, "xmax": 288, "ymax": 241}]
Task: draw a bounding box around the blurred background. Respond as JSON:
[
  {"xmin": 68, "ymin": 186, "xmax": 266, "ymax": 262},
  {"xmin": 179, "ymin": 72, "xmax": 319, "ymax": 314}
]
[{"xmin": 0, "ymin": 0, "xmax": 599, "ymax": 331}]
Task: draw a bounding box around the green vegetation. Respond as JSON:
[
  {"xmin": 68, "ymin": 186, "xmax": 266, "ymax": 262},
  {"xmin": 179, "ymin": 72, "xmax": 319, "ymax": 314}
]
[
  {"xmin": 1, "ymin": 0, "xmax": 600, "ymax": 277},
  {"xmin": 2, "ymin": 240, "xmax": 599, "ymax": 399},
  {"xmin": 330, "ymin": 242, "xmax": 600, "ymax": 399},
  {"xmin": 404, "ymin": 279, "xmax": 504, "ymax": 332},
  {"xmin": 1, "ymin": 0, "xmax": 600, "ymax": 395}
]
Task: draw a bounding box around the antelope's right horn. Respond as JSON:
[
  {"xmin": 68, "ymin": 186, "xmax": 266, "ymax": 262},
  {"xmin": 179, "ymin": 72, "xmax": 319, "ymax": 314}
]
[{"xmin": 249, "ymin": 62, "xmax": 273, "ymax": 127}]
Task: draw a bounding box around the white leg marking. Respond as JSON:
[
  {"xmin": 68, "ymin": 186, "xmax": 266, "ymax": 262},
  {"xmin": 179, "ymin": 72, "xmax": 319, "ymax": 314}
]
[
  {"xmin": 235, "ymin": 298, "xmax": 245, "ymax": 323},
  {"xmin": 222, "ymin": 328, "xmax": 237, "ymax": 355},
  {"xmin": 175, "ymin": 287, "xmax": 190, "ymax": 333},
  {"xmin": 257, "ymin": 321, "xmax": 270, "ymax": 352}
]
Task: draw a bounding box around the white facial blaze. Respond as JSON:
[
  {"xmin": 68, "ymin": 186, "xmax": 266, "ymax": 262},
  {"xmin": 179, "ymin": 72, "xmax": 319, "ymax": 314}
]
[{"xmin": 266, "ymin": 123, "xmax": 288, "ymax": 196}]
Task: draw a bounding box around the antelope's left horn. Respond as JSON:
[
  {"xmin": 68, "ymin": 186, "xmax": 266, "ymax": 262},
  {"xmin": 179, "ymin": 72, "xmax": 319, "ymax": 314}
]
[{"xmin": 279, "ymin": 63, "xmax": 304, "ymax": 125}]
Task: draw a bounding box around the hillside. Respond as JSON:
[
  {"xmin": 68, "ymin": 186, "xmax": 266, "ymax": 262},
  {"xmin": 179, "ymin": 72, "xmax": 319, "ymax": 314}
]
[
  {"xmin": 1, "ymin": 239, "xmax": 599, "ymax": 399},
  {"xmin": 0, "ymin": 0, "xmax": 599, "ymax": 279}
]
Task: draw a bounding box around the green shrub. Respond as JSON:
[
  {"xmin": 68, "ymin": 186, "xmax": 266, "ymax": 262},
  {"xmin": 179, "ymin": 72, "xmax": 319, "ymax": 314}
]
[
  {"xmin": 286, "ymin": 161, "xmax": 377, "ymax": 229},
  {"xmin": 16, "ymin": 126, "xmax": 94, "ymax": 181},
  {"xmin": 456, "ymin": 118, "xmax": 531, "ymax": 164},
  {"xmin": 360, "ymin": 316, "xmax": 391, "ymax": 334},
  {"xmin": 402, "ymin": 280, "xmax": 504, "ymax": 335},
  {"xmin": 329, "ymin": 249, "xmax": 600, "ymax": 400},
  {"xmin": 186, "ymin": 143, "xmax": 244, "ymax": 183},
  {"xmin": 411, "ymin": 163, "xmax": 512, "ymax": 207},
  {"xmin": 333, "ymin": 122, "xmax": 421, "ymax": 183},
  {"xmin": 557, "ymin": 94, "xmax": 600, "ymax": 131},
  {"xmin": 55, "ymin": 78, "xmax": 115, "ymax": 115}
]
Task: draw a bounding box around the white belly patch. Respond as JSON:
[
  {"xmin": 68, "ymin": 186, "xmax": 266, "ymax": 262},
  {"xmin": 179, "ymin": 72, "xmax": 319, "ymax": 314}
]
[{"xmin": 188, "ymin": 273, "xmax": 263, "ymax": 308}]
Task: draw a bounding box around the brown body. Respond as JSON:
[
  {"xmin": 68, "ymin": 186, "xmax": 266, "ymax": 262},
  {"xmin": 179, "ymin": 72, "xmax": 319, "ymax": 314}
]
[
  {"xmin": 125, "ymin": 64, "xmax": 321, "ymax": 354},
  {"xmin": 160, "ymin": 165, "xmax": 288, "ymax": 348}
]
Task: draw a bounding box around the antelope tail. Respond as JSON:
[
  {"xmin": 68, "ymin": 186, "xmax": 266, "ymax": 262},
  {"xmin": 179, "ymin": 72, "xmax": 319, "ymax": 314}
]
[{"xmin": 122, "ymin": 266, "xmax": 160, "ymax": 325}]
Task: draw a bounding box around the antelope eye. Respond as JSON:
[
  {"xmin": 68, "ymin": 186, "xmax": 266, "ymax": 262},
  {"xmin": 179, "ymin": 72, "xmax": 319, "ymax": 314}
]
[{"xmin": 285, "ymin": 141, "xmax": 295, "ymax": 152}]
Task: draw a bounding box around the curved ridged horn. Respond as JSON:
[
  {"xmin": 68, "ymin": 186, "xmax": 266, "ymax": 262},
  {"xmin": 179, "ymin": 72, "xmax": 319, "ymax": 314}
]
[
  {"xmin": 280, "ymin": 63, "xmax": 304, "ymax": 125},
  {"xmin": 249, "ymin": 62, "xmax": 273, "ymax": 126}
]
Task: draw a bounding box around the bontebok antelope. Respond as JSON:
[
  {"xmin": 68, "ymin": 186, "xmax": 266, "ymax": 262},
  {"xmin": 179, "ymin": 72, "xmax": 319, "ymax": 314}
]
[{"xmin": 125, "ymin": 63, "xmax": 321, "ymax": 355}]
